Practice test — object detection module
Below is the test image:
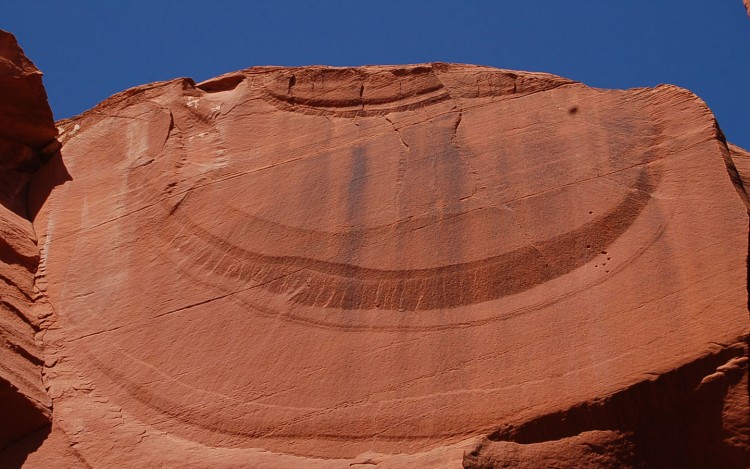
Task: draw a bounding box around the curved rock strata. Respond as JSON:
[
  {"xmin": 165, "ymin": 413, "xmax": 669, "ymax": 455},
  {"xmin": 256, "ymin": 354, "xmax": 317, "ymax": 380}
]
[{"xmin": 2, "ymin": 54, "xmax": 748, "ymax": 466}]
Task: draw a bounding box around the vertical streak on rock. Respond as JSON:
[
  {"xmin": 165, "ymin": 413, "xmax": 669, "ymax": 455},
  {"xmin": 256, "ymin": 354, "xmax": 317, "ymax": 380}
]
[{"xmin": 9, "ymin": 60, "xmax": 750, "ymax": 466}]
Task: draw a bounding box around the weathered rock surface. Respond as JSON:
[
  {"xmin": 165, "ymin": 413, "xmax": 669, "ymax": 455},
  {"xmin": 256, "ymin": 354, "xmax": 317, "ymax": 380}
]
[
  {"xmin": 1, "ymin": 29, "xmax": 748, "ymax": 468},
  {"xmin": 9, "ymin": 59, "xmax": 745, "ymax": 468},
  {"xmin": 0, "ymin": 31, "xmax": 56, "ymax": 456}
]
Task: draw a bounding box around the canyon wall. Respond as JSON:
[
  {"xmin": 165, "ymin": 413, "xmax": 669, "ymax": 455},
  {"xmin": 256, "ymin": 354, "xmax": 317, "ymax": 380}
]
[
  {"xmin": 0, "ymin": 29, "xmax": 57, "ymax": 453},
  {"xmin": 1, "ymin": 29, "xmax": 748, "ymax": 469}
]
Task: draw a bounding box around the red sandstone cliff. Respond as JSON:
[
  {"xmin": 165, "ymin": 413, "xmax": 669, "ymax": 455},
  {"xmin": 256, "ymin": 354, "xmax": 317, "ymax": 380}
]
[
  {"xmin": 0, "ymin": 29, "xmax": 57, "ymax": 460},
  {"xmin": 1, "ymin": 30, "xmax": 749, "ymax": 469}
]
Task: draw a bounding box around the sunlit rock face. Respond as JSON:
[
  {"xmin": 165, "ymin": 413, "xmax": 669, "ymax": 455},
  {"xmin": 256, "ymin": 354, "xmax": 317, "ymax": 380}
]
[{"xmin": 2, "ymin": 39, "xmax": 748, "ymax": 468}]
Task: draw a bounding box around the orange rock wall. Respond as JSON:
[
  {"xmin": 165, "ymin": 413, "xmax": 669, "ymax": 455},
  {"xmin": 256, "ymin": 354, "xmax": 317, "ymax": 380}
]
[
  {"xmin": 1, "ymin": 27, "xmax": 748, "ymax": 469},
  {"xmin": 24, "ymin": 64, "xmax": 750, "ymax": 467},
  {"xmin": 0, "ymin": 30, "xmax": 56, "ymax": 452}
]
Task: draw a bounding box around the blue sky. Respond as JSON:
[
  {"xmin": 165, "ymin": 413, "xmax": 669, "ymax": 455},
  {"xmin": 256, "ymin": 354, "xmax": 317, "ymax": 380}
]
[{"xmin": 3, "ymin": 1, "xmax": 749, "ymax": 148}]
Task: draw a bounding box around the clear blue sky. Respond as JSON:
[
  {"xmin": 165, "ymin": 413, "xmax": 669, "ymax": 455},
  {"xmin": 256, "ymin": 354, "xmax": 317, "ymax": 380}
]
[{"xmin": 3, "ymin": 1, "xmax": 749, "ymax": 148}]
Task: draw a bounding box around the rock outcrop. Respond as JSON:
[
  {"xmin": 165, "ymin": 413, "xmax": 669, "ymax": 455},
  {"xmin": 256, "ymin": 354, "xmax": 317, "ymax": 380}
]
[
  {"xmin": 2, "ymin": 32, "xmax": 749, "ymax": 469},
  {"xmin": 0, "ymin": 30, "xmax": 57, "ymax": 456}
]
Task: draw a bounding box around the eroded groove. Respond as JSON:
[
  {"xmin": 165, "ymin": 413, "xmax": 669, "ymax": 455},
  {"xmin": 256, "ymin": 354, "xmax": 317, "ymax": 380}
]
[
  {"xmin": 195, "ymin": 74, "xmax": 246, "ymax": 93},
  {"xmin": 162, "ymin": 164, "xmax": 660, "ymax": 311},
  {"xmin": 0, "ymin": 237, "xmax": 39, "ymax": 272},
  {"xmin": 262, "ymin": 91, "xmax": 454, "ymax": 118}
]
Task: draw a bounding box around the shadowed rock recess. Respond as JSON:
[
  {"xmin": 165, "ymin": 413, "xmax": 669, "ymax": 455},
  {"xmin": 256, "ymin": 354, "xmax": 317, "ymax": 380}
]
[{"xmin": 1, "ymin": 30, "xmax": 749, "ymax": 469}]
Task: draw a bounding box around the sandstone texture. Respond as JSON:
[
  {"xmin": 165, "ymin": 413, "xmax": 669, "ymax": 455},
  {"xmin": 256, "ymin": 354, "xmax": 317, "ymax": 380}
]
[
  {"xmin": 0, "ymin": 30, "xmax": 57, "ymax": 456},
  {"xmin": 2, "ymin": 31, "xmax": 749, "ymax": 469}
]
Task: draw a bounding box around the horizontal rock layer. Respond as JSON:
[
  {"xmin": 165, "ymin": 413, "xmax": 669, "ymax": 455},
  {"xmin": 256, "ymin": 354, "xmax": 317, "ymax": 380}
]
[{"xmin": 0, "ymin": 30, "xmax": 54, "ymax": 455}]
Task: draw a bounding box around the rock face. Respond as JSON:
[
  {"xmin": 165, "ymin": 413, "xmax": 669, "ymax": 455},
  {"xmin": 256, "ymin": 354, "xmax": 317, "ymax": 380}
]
[
  {"xmin": 2, "ymin": 34, "xmax": 749, "ymax": 469},
  {"xmin": 0, "ymin": 30, "xmax": 57, "ymax": 456}
]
